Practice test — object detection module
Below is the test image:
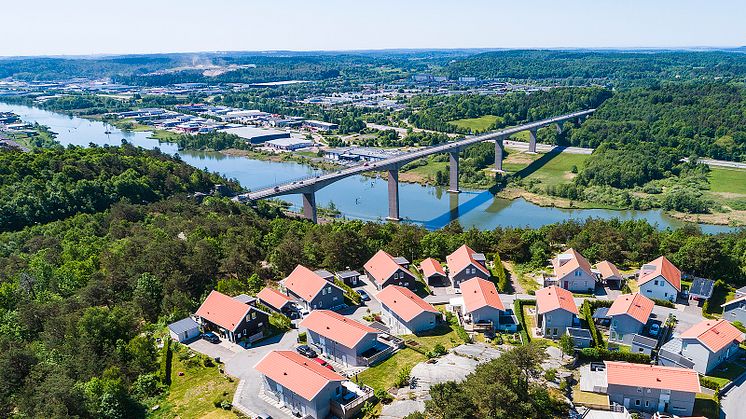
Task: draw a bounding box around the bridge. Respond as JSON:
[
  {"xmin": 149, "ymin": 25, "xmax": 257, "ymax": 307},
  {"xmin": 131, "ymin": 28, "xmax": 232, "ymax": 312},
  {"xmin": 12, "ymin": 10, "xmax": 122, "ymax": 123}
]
[{"xmin": 236, "ymin": 109, "xmax": 596, "ymax": 223}]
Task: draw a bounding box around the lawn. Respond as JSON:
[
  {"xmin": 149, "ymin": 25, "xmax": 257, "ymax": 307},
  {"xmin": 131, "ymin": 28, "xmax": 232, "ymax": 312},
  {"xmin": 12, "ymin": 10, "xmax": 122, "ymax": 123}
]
[
  {"xmin": 708, "ymin": 167, "xmax": 746, "ymax": 195},
  {"xmin": 356, "ymin": 348, "xmax": 427, "ymax": 391},
  {"xmin": 692, "ymin": 393, "xmax": 719, "ymax": 419},
  {"xmin": 401, "ymin": 324, "xmax": 462, "ymax": 353},
  {"xmin": 572, "ymin": 384, "xmax": 610, "ymax": 406},
  {"xmin": 151, "ymin": 344, "xmax": 239, "ymax": 419},
  {"xmin": 519, "ymin": 153, "xmax": 590, "ymax": 188},
  {"xmin": 449, "ymin": 115, "xmax": 501, "ymax": 132},
  {"xmin": 522, "ymin": 304, "xmax": 537, "ymax": 331},
  {"xmin": 510, "ymin": 263, "xmax": 542, "ymax": 293},
  {"xmin": 707, "ymin": 358, "xmax": 746, "ymax": 383}
]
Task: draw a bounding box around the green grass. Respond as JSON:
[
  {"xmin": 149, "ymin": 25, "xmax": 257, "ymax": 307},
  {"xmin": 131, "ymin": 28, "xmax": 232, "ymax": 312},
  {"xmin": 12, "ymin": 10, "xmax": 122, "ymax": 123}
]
[
  {"xmin": 511, "ymin": 264, "xmax": 541, "ymax": 293},
  {"xmin": 572, "ymin": 384, "xmax": 610, "ymax": 406},
  {"xmin": 449, "ymin": 115, "xmax": 501, "ymax": 132},
  {"xmin": 401, "ymin": 324, "xmax": 461, "ymax": 353},
  {"xmin": 519, "ymin": 153, "xmax": 590, "ymax": 187},
  {"xmin": 403, "ymin": 160, "xmax": 447, "ymax": 182},
  {"xmin": 356, "ymin": 348, "xmax": 427, "ymax": 391},
  {"xmin": 708, "ymin": 167, "xmax": 746, "ymax": 195},
  {"xmin": 692, "ymin": 393, "xmax": 719, "ymax": 419},
  {"xmin": 707, "ymin": 358, "xmax": 746, "ymax": 383},
  {"xmin": 151, "ymin": 344, "xmax": 239, "ymax": 419}
]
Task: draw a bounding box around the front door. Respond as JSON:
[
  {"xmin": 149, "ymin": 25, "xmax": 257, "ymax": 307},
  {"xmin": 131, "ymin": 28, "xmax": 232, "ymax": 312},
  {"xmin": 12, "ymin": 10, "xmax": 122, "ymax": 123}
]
[{"xmin": 623, "ymin": 398, "xmax": 630, "ymax": 409}]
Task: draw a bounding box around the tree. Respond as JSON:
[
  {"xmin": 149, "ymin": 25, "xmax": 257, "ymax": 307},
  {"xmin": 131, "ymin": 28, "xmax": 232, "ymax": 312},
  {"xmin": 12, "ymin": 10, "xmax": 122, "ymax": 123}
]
[
  {"xmin": 559, "ymin": 333, "xmax": 575, "ymax": 359},
  {"xmin": 133, "ymin": 273, "xmax": 163, "ymax": 322},
  {"xmin": 425, "ymin": 381, "xmax": 475, "ymax": 419}
]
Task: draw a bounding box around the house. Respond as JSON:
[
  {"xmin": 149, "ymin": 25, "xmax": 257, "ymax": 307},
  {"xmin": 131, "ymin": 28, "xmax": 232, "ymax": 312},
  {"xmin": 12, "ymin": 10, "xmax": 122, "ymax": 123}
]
[
  {"xmin": 282, "ymin": 265, "xmax": 345, "ymax": 311},
  {"xmin": 314, "ymin": 269, "xmax": 335, "ymax": 283},
  {"xmin": 596, "ymin": 260, "xmax": 623, "ymax": 289},
  {"xmin": 446, "ymin": 245, "xmax": 489, "ymax": 288},
  {"xmin": 335, "ymin": 270, "xmax": 361, "ymax": 287},
  {"xmin": 607, "ymin": 293, "xmax": 655, "ymax": 345},
  {"xmin": 194, "ymin": 290, "xmax": 269, "ymax": 344},
  {"xmin": 257, "ymin": 287, "xmax": 295, "ymax": 315},
  {"xmin": 458, "ymin": 277, "xmax": 505, "ymax": 331},
  {"xmin": 638, "ymin": 256, "xmax": 681, "ymax": 302},
  {"xmin": 420, "ymin": 258, "xmax": 447, "ymax": 286},
  {"xmin": 659, "ymin": 319, "xmax": 744, "ymax": 374},
  {"xmin": 167, "ymin": 317, "xmax": 201, "ymax": 343},
  {"xmin": 566, "ymin": 327, "xmax": 593, "ymax": 349},
  {"xmin": 631, "ymin": 334, "xmax": 658, "ymax": 356},
  {"xmin": 255, "ymin": 350, "xmax": 371, "ymax": 419},
  {"xmin": 688, "ymin": 277, "xmax": 715, "ymax": 301},
  {"xmin": 535, "ymin": 286, "xmax": 579, "ymax": 339},
  {"xmin": 581, "ymin": 361, "xmax": 699, "ymax": 416},
  {"xmin": 300, "ymin": 310, "xmax": 390, "ymax": 367},
  {"xmin": 377, "ymin": 285, "xmax": 440, "ymax": 335},
  {"xmin": 722, "ymin": 295, "xmax": 746, "ymax": 325},
  {"xmin": 550, "ymin": 248, "xmax": 596, "ymax": 293},
  {"xmin": 364, "ymin": 250, "xmax": 417, "ymax": 290}
]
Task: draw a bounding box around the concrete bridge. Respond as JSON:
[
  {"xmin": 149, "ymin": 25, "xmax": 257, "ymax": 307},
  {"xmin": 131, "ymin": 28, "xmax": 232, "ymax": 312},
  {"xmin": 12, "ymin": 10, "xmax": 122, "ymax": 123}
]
[{"xmin": 235, "ymin": 109, "xmax": 596, "ymax": 222}]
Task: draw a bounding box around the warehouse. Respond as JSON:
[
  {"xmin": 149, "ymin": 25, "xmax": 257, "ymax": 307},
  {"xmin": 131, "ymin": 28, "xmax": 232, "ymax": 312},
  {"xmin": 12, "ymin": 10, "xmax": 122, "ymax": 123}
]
[{"xmin": 221, "ymin": 126, "xmax": 290, "ymax": 144}]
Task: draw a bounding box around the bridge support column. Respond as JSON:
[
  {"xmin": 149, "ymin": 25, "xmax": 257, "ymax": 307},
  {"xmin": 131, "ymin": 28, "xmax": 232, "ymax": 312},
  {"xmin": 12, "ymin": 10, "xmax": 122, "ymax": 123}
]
[
  {"xmin": 387, "ymin": 168, "xmax": 400, "ymax": 221},
  {"xmin": 493, "ymin": 138, "xmax": 504, "ymax": 172},
  {"xmin": 556, "ymin": 122, "xmax": 563, "ymax": 135},
  {"xmin": 448, "ymin": 150, "xmax": 459, "ymax": 193},
  {"xmin": 302, "ymin": 191, "xmax": 317, "ymax": 223},
  {"xmin": 528, "ymin": 129, "xmax": 537, "ymax": 154}
]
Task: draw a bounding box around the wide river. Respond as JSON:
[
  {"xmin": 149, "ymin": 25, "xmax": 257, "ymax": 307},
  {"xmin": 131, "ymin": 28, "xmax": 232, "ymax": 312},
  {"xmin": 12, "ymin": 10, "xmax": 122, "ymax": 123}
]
[{"xmin": 1, "ymin": 103, "xmax": 737, "ymax": 234}]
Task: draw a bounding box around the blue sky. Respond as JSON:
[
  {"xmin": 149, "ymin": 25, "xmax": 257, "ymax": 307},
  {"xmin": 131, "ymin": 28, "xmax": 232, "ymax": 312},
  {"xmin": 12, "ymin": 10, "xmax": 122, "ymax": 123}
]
[{"xmin": 2, "ymin": 0, "xmax": 744, "ymax": 56}]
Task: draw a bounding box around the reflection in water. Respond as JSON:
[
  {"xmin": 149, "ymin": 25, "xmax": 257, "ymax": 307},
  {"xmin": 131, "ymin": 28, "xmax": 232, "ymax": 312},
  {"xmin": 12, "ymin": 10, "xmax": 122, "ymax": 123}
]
[{"xmin": 0, "ymin": 102, "xmax": 738, "ymax": 234}]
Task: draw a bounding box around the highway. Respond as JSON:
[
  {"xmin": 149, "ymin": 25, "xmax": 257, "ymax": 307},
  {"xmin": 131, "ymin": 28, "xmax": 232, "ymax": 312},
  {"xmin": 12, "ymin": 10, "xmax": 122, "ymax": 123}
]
[{"xmin": 238, "ymin": 109, "xmax": 595, "ymax": 201}]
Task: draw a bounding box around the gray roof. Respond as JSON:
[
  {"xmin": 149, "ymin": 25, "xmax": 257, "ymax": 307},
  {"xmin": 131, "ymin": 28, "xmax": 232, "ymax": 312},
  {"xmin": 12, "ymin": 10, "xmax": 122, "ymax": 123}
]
[
  {"xmin": 314, "ymin": 269, "xmax": 335, "ymax": 279},
  {"xmin": 393, "ymin": 256, "xmax": 410, "ymax": 266},
  {"xmin": 736, "ymin": 285, "xmax": 746, "ymax": 295},
  {"xmin": 336, "ymin": 270, "xmax": 361, "ymax": 278},
  {"xmin": 689, "ymin": 277, "xmax": 715, "ymax": 298},
  {"xmin": 233, "ymin": 294, "xmax": 257, "ymax": 304},
  {"xmin": 658, "ymin": 347, "xmax": 696, "ymax": 369},
  {"xmin": 631, "ymin": 334, "xmax": 658, "ymax": 348},
  {"xmin": 567, "ymin": 327, "xmax": 592, "ymax": 340},
  {"xmin": 592, "ymin": 307, "xmax": 610, "ymax": 319},
  {"xmin": 168, "ymin": 317, "xmax": 200, "ymax": 335}
]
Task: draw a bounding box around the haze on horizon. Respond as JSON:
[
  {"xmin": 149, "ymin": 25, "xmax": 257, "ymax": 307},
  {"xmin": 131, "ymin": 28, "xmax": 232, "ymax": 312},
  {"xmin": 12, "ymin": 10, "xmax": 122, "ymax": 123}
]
[{"xmin": 2, "ymin": 0, "xmax": 745, "ymax": 57}]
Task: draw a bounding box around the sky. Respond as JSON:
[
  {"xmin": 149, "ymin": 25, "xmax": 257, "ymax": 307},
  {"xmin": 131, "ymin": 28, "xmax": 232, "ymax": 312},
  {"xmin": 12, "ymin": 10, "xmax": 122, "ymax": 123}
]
[{"xmin": 2, "ymin": 0, "xmax": 745, "ymax": 57}]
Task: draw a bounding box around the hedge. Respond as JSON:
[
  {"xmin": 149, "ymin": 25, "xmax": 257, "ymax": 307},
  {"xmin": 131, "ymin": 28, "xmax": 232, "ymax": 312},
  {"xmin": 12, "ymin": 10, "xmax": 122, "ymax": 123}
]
[
  {"xmin": 513, "ymin": 299, "xmax": 532, "ymax": 344},
  {"xmin": 335, "ymin": 279, "xmax": 362, "ymax": 306},
  {"xmin": 493, "ymin": 253, "xmax": 509, "ymax": 292},
  {"xmin": 700, "ymin": 376, "xmax": 723, "ymax": 391},
  {"xmin": 651, "ymin": 298, "xmax": 676, "ymax": 308},
  {"xmin": 582, "ymin": 301, "xmax": 605, "ymax": 348},
  {"xmin": 159, "ymin": 339, "xmax": 173, "ymax": 386},
  {"xmin": 578, "ymin": 347, "xmax": 651, "ymax": 364}
]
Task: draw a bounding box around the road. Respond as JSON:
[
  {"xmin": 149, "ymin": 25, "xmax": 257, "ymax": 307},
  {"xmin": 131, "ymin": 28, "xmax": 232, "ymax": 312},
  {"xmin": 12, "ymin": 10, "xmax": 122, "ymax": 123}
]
[
  {"xmin": 502, "ymin": 139, "xmax": 594, "ymax": 155},
  {"xmin": 682, "ymin": 157, "xmax": 746, "ymax": 170},
  {"xmin": 365, "ymin": 122, "xmax": 459, "ymax": 138}
]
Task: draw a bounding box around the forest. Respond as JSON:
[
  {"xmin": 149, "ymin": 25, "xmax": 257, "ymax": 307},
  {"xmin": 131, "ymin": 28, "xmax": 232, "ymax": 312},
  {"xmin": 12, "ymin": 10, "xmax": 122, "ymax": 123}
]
[{"xmin": 1, "ymin": 143, "xmax": 746, "ymax": 417}]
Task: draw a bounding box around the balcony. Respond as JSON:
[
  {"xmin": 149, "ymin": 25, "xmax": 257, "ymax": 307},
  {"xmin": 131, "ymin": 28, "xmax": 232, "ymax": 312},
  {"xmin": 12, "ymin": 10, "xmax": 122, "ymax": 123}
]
[{"xmin": 330, "ymin": 382, "xmax": 375, "ymax": 419}]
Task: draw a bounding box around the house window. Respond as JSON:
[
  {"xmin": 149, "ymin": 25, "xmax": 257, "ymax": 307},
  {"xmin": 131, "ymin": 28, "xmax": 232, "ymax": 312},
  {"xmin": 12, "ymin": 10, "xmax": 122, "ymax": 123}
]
[
  {"xmin": 635, "ymin": 400, "xmax": 641, "ymax": 406},
  {"xmin": 575, "ymin": 270, "xmax": 581, "ymax": 277},
  {"xmin": 636, "ymin": 387, "xmax": 642, "ymax": 393},
  {"xmin": 393, "ymin": 272, "xmax": 399, "ymax": 279},
  {"xmin": 645, "ymin": 401, "xmax": 650, "ymax": 408},
  {"xmin": 654, "ymin": 280, "xmax": 659, "ymax": 285},
  {"xmin": 251, "ymin": 312, "xmax": 257, "ymax": 320}
]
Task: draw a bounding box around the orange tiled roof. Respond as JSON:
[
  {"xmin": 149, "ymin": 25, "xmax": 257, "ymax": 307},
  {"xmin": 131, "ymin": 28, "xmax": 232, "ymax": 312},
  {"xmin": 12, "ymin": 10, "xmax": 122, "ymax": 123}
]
[
  {"xmin": 536, "ymin": 285, "xmax": 578, "ymax": 315},
  {"xmin": 254, "ymin": 350, "xmax": 344, "ymax": 401},
  {"xmin": 446, "ymin": 244, "xmax": 489, "ymax": 276},
  {"xmin": 300, "ymin": 310, "xmax": 378, "ymax": 348},
  {"xmin": 377, "ymin": 285, "xmax": 438, "ymax": 322},
  {"xmin": 257, "ymin": 287, "xmax": 294, "ymax": 311},
  {"xmin": 364, "ymin": 250, "xmax": 412, "ymax": 283},
  {"xmin": 420, "ymin": 258, "xmax": 445, "ymax": 277},
  {"xmin": 638, "ymin": 256, "xmax": 681, "ymax": 291},
  {"xmin": 607, "ymin": 293, "xmax": 654, "ymax": 324},
  {"xmin": 597, "ymin": 260, "xmax": 622, "ymax": 280},
  {"xmin": 195, "ymin": 290, "xmax": 252, "ymax": 332},
  {"xmin": 605, "ymin": 361, "xmax": 700, "ymax": 393},
  {"xmin": 282, "ymin": 265, "xmax": 340, "ymax": 302},
  {"xmin": 460, "ymin": 277, "xmax": 505, "ymax": 313},
  {"xmin": 552, "ymin": 248, "xmax": 593, "ymax": 279},
  {"xmin": 680, "ymin": 319, "xmax": 744, "ymax": 353}
]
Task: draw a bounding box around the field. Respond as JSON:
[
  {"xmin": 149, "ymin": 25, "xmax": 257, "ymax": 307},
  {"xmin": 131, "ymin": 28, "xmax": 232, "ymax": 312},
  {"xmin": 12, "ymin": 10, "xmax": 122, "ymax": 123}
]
[
  {"xmin": 708, "ymin": 167, "xmax": 746, "ymax": 195},
  {"xmin": 449, "ymin": 115, "xmax": 501, "ymax": 132},
  {"xmin": 505, "ymin": 149, "xmax": 590, "ymax": 188},
  {"xmin": 356, "ymin": 348, "xmax": 427, "ymax": 391}
]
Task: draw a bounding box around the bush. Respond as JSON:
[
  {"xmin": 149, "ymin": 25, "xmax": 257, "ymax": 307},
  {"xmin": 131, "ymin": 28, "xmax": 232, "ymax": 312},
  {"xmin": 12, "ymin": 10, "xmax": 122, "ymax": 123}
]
[
  {"xmin": 394, "ymin": 366, "xmax": 412, "ymax": 388},
  {"xmin": 432, "ymin": 343, "xmax": 447, "ymax": 357},
  {"xmin": 651, "ymin": 298, "xmax": 676, "ymax": 308},
  {"xmin": 375, "ymin": 388, "xmax": 393, "ymax": 404},
  {"xmin": 700, "ymin": 376, "xmax": 722, "ymax": 390},
  {"xmin": 544, "ymin": 368, "xmax": 558, "ymax": 382},
  {"xmin": 513, "ymin": 299, "xmax": 532, "ymax": 344},
  {"xmin": 582, "ymin": 301, "xmax": 604, "ymax": 348},
  {"xmin": 335, "ymin": 279, "xmax": 362, "ymax": 306},
  {"xmin": 578, "ymin": 347, "xmax": 651, "ymax": 364},
  {"xmin": 493, "ymin": 252, "xmax": 509, "ymax": 292},
  {"xmin": 159, "ymin": 339, "xmax": 172, "ymax": 386},
  {"xmin": 297, "ymin": 332, "xmax": 307, "ymax": 343},
  {"xmin": 269, "ymin": 312, "xmax": 292, "ymax": 332}
]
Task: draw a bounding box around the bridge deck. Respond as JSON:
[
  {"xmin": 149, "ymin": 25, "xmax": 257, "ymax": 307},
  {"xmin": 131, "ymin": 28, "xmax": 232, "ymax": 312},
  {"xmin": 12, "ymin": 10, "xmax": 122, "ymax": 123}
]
[{"xmin": 240, "ymin": 109, "xmax": 595, "ymax": 201}]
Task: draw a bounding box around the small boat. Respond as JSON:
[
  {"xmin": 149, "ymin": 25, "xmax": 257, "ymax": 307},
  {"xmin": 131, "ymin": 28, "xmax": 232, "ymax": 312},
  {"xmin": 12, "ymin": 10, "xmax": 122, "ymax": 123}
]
[{"xmin": 104, "ymin": 130, "xmax": 112, "ymax": 134}]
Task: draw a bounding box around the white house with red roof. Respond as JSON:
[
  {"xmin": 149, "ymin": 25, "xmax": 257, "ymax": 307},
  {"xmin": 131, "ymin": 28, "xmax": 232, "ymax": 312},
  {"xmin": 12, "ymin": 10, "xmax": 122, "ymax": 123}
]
[
  {"xmin": 535, "ymin": 285, "xmax": 579, "ymax": 339},
  {"xmin": 194, "ymin": 290, "xmax": 269, "ymax": 344},
  {"xmin": 377, "ymin": 285, "xmax": 440, "ymax": 335},
  {"xmin": 638, "ymin": 256, "xmax": 681, "ymax": 302},
  {"xmin": 281, "ymin": 265, "xmax": 345, "ymax": 311},
  {"xmin": 581, "ymin": 361, "xmax": 699, "ymax": 416},
  {"xmin": 300, "ymin": 310, "xmax": 390, "ymax": 367},
  {"xmin": 659, "ymin": 319, "xmax": 744, "ymax": 374},
  {"xmin": 453, "ymin": 277, "xmax": 506, "ymax": 331},
  {"xmin": 550, "ymin": 248, "xmax": 596, "ymax": 293},
  {"xmin": 607, "ymin": 293, "xmax": 654, "ymax": 345},
  {"xmin": 255, "ymin": 350, "xmax": 373, "ymax": 419},
  {"xmin": 446, "ymin": 244, "xmax": 489, "ymax": 288},
  {"xmin": 364, "ymin": 250, "xmax": 417, "ymax": 290},
  {"xmin": 420, "ymin": 257, "xmax": 447, "ymax": 286}
]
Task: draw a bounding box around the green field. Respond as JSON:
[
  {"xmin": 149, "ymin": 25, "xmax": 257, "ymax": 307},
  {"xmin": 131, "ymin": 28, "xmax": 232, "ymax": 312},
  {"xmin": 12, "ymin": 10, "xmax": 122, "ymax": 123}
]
[
  {"xmin": 708, "ymin": 167, "xmax": 746, "ymax": 195},
  {"xmin": 449, "ymin": 115, "xmax": 501, "ymax": 132},
  {"xmin": 356, "ymin": 348, "xmax": 426, "ymax": 391},
  {"xmin": 505, "ymin": 150, "xmax": 591, "ymax": 188}
]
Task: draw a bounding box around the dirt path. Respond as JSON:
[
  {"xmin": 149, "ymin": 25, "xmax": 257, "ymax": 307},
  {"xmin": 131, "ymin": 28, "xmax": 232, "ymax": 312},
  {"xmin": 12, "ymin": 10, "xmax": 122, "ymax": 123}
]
[{"xmin": 503, "ymin": 261, "xmax": 525, "ymax": 294}]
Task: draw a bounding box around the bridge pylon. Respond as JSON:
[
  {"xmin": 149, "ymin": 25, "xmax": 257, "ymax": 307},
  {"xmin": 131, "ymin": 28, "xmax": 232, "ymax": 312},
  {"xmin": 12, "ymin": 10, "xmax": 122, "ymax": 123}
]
[
  {"xmin": 386, "ymin": 167, "xmax": 400, "ymax": 221},
  {"xmin": 447, "ymin": 150, "xmax": 460, "ymax": 193},
  {"xmin": 302, "ymin": 191, "xmax": 317, "ymax": 223}
]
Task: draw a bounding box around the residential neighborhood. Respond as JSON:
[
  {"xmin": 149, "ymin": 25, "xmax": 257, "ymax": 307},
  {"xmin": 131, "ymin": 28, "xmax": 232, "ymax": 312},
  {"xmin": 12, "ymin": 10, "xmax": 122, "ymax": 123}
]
[{"xmin": 164, "ymin": 246, "xmax": 746, "ymax": 419}]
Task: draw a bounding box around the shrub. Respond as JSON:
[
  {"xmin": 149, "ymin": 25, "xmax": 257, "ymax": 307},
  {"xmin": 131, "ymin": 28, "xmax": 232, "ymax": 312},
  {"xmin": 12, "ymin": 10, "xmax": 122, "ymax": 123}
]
[
  {"xmin": 513, "ymin": 299, "xmax": 532, "ymax": 344},
  {"xmin": 578, "ymin": 347, "xmax": 650, "ymax": 364},
  {"xmin": 651, "ymin": 298, "xmax": 676, "ymax": 308},
  {"xmin": 269, "ymin": 312, "xmax": 292, "ymax": 332},
  {"xmin": 375, "ymin": 388, "xmax": 393, "ymax": 404},
  {"xmin": 432, "ymin": 343, "xmax": 447, "ymax": 357},
  {"xmin": 394, "ymin": 366, "xmax": 412, "ymax": 388},
  {"xmin": 297, "ymin": 332, "xmax": 307, "ymax": 343},
  {"xmin": 159, "ymin": 339, "xmax": 172, "ymax": 386},
  {"xmin": 700, "ymin": 376, "xmax": 722, "ymax": 390},
  {"xmin": 544, "ymin": 368, "xmax": 557, "ymax": 382},
  {"xmin": 335, "ymin": 279, "xmax": 361, "ymax": 306},
  {"xmin": 582, "ymin": 301, "xmax": 604, "ymax": 348}
]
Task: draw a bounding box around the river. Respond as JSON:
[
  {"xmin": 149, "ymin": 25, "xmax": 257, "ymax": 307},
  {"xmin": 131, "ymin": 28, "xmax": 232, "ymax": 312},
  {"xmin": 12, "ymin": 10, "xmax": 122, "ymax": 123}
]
[{"xmin": 1, "ymin": 103, "xmax": 737, "ymax": 234}]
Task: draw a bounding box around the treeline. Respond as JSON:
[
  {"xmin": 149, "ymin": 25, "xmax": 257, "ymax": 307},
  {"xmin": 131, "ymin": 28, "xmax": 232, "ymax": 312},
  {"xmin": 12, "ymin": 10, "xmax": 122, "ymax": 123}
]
[
  {"xmin": 0, "ymin": 143, "xmax": 236, "ymax": 231},
  {"xmin": 170, "ymin": 132, "xmax": 248, "ymax": 151},
  {"xmin": 401, "ymin": 87, "xmax": 611, "ymax": 133},
  {"xmin": 444, "ymin": 50, "xmax": 746, "ymax": 86}
]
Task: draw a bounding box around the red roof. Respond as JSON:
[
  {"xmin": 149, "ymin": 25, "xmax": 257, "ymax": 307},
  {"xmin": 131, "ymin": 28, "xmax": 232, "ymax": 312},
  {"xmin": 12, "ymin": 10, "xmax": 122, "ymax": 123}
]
[
  {"xmin": 283, "ymin": 265, "xmax": 340, "ymax": 302},
  {"xmin": 446, "ymin": 244, "xmax": 489, "ymax": 276},
  {"xmin": 607, "ymin": 293, "xmax": 654, "ymax": 324},
  {"xmin": 300, "ymin": 310, "xmax": 378, "ymax": 348},
  {"xmin": 377, "ymin": 285, "xmax": 438, "ymax": 322},
  {"xmin": 680, "ymin": 319, "xmax": 744, "ymax": 353},
  {"xmin": 365, "ymin": 250, "xmax": 412, "ymax": 283},
  {"xmin": 638, "ymin": 256, "xmax": 681, "ymax": 291},
  {"xmin": 195, "ymin": 290, "xmax": 252, "ymax": 332},
  {"xmin": 536, "ymin": 285, "xmax": 578, "ymax": 315},
  {"xmin": 596, "ymin": 261, "xmax": 622, "ymax": 280},
  {"xmin": 552, "ymin": 248, "xmax": 593, "ymax": 280},
  {"xmin": 605, "ymin": 361, "xmax": 700, "ymax": 393},
  {"xmin": 420, "ymin": 258, "xmax": 446, "ymax": 277},
  {"xmin": 257, "ymin": 287, "xmax": 293, "ymax": 311},
  {"xmin": 254, "ymin": 350, "xmax": 344, "ymax": 401},
  {"xmin": 460, "ymin": 277, "xmax": 505, "ymax": 313}
]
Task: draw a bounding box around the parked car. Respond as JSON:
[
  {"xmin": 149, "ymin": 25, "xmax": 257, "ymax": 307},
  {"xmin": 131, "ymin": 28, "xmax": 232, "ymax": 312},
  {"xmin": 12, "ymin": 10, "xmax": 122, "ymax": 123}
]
[
  {"xmin": 356, "ymin": 289, "xmax": 371, "ymax": 301},
  {"xmin": 296, "ymin": 345, "xmax": 318, "ymax": 358},
  {"xmin": 202, "ymin": 332, "xmax": 220, "ymax": 344},
  {"xmin": 649, "ymin": 323, "xmax": 660, "ymax": 337},
  {"xmin": 256, "ymin": 414, "xmax": 273, "ymax": 419},
  {"xmin": 312, "ymin": 358, "xmax": 335, "ymax": 371}
]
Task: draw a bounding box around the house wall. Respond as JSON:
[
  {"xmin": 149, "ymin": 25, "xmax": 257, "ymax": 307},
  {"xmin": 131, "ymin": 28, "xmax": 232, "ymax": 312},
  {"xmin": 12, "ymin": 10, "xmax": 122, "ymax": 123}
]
[
  {"xmin": 724, "ymin": 301, "xmax": 746, "ymax": 324},
  {"xmin": 170, "ymin": 326, "xmax": 200, "ymax": 343},
  {"xmin": 425, "ymin": 273, "xmax": 447, "ymax": 286},
  {"xmin": 368, "ymin": 268, "xmax": 416, "ymax": 290},
  {"xmin": 308, "ymin": 284, "xmax": 345, "ymax": 310},
  {"xmin": 681, "ymin": 338, "xmax": 740, "ymax": 374},
  {"xmin": 307, "ymin": 330, "xmax": 378, "ymax": 367},
  {"xmin": 558, "ymin": 268, "xmax": 595, "ymax": 293},
  {"xmin": 609, "ymin": 314, "xmax": 645, "ymax": 345},
  {"xmin": 233, "ymin": 308, "xmax": 269, "ymax": 343},
  {"xmin": 262, "ymin": 375, "xmax": 341, "ymax": 419},
  {"xmin": 382, "ymin": 305, "xmax": 438, "ymax": 335},
  {"xmin": 606, "ymin": 384, "xmax": 695, "ymax": 416},
  {"xmin": 469, "ymin": 306, "xmax": 502, "ymax": 329},
  {"xmin": 450, "ymin": 264, "xmax": 489, "ymax": 288},
  {"xmin": 639, "ymin": 275, "xmax": 678, "ymax": 302},
  {"xmin": 538, "ymin": 308, "xmax": 575, "ymax": 339}
]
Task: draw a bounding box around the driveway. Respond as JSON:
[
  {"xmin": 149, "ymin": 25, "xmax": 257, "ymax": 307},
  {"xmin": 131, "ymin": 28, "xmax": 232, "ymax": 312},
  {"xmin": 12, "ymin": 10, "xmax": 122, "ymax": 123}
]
[
  {"xmin": 651, "ymin": 304, "xmax": 705, "ymax": 336},
  {"xmin": 721, "ymin": 371, "xmax": 746, "ymax": 418},
  {"xmin": 187, "ymin": 338, "xmax": 240, "ymax": 364}
]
